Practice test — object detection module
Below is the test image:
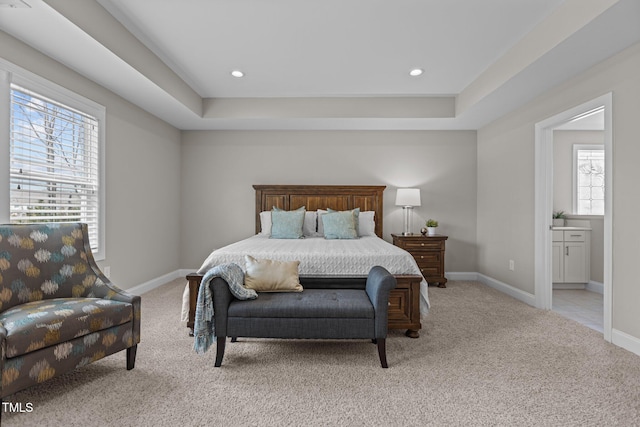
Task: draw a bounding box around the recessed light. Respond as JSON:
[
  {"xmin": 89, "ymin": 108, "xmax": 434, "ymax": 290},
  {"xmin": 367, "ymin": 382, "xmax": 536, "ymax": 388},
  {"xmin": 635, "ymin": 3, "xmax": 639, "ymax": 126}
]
[
  {"xmin": 409, "ymin": 68, "xmax": 423, "ymax": 77},
  {"xmin": 231, "ymin": 70, "xmax": 244, "ymax": 78}
]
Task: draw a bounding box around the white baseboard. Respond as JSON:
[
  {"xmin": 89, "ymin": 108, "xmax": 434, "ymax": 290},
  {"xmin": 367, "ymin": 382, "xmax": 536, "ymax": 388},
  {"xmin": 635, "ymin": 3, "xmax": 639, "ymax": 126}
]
[
  {"xmin": 445, "ymin": 272, "xmax": 479, "ymax": 281},
  {"xmin": 444, "ymin": 272, "xmax": 536, "ymax": 307},
  {"xmin": 126, "ymin": 269, "xmax": 192, "ymax": 296},
  {"xmin": 586, "ymin": 280, "xmax": 604, "ymax": 294},
  {"xmin": 475, "ymin": 273, "xmax": 537, "ymax": 307},
  {"xmin": 611, "ymin": 328, "xmax": 640, "ymax": 357},
  {"xmin": 552, "ymin": 283, "xmax": 586, "ymax": 290}
]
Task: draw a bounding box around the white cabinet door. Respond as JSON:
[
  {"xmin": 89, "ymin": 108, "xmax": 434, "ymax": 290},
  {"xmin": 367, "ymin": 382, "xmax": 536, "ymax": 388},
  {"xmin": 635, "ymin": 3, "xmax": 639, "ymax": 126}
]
[
  {"xmin": 552, "ymin": 242, "xmax": 564, "ymax": 283},
  {"xmin": 564, "ymin": 241, "xmax": 588, "ymax": 283}
]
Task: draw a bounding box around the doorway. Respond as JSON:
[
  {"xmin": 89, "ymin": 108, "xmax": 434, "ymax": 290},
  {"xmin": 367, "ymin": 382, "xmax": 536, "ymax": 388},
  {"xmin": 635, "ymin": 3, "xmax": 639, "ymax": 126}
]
[{"xmin": 534, "ymin": 93, "xmax": 612, "ymax": 342}]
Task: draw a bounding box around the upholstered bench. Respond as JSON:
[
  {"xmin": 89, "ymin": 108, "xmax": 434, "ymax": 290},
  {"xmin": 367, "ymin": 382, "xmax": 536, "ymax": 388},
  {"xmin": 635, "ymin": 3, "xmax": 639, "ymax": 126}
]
[{"xmin": 210, "ymin": 266, "xmax": 396, "ymax": 368}]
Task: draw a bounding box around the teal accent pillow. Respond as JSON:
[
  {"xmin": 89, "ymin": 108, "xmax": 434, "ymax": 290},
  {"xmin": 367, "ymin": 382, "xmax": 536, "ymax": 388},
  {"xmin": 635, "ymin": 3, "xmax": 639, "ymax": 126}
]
[
  {"xmin": 322, "ymin": 210, "xmax": 358, "ymax": 239},
  {"xmin": 271, "ymin": 208, "xmax": 305, "ymax": 239},
  {"xmin": 327, "ymin": 208, "xmax": 360, "ymax": 236}
]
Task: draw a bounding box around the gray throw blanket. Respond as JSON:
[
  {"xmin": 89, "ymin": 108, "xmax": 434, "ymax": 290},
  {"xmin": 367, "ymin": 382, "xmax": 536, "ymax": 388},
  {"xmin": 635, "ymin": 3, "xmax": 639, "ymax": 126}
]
[{"xmin": 193, "ymin": 263, "xmax": 257, "ymax": 354}]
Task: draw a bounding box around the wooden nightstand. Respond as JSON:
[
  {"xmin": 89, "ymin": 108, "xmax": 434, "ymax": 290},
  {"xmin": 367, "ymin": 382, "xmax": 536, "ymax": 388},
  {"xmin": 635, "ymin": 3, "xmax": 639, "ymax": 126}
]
[{"xmin": 392, "ymin": 234, "xmax": 448, "ymax": 288}]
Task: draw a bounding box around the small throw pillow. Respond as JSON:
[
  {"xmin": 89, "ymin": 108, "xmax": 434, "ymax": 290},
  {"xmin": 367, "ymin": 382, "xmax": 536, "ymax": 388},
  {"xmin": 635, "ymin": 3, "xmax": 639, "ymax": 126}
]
[
  {"xmin": 322, "ymin": 210, "xmax": 359, "ymax": 239},
  {"xmin": 271, "ymin": 208, "xmax": 305, "ymax": 239},
  {"xmin": 244, "ymin": 255, "xmax": 303, "ymax": 292},
  {"xmin": 327, "ymin": 208, "xmax": 360, "ymax": 236}
]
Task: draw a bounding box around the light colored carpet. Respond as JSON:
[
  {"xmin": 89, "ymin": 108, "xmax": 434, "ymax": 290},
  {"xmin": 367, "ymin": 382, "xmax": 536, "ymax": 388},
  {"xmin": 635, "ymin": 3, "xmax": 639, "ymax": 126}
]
[{"xmin": 3, "ymin": 279, "xmax": 640, "ymax": 426}]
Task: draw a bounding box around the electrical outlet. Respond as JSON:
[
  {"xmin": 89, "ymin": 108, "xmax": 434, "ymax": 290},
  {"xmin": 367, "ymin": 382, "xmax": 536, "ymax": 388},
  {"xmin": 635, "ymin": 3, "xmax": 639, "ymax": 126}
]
[
  {"xmin": 509, "ymin": 260, "xmax": 515, "ymax": 271},
  {"xmin": 103, "ymin": 266, "xmax": 111, "ymax": 278}
]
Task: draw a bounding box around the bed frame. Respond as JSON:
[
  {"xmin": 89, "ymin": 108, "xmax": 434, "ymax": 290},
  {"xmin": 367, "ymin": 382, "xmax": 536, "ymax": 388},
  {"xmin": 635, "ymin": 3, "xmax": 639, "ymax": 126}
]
[{"xmin": 187, "ymin": 184, "xmax": 422, "ymax": 338}]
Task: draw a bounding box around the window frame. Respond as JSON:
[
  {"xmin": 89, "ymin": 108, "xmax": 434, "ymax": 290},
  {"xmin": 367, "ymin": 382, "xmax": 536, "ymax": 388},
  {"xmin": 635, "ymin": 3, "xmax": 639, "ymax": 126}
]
[
  {"xmin": 0, "ymin": 59, "xmax": 106, "ymax": 260},
  {"xmin": 572, "ymin": 143, "xmax": 605, "ymax": 216}
]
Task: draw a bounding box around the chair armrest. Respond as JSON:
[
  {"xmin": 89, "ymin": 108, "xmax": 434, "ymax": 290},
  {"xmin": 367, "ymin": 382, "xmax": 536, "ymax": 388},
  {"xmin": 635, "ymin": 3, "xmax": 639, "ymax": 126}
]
[
  {"xmin": 365, "ymin": 266, "xmax": 397, "ymax": 338},
  {"xmin": 85, "ymin": 267, "xmax": 141, "ymax": 346}
]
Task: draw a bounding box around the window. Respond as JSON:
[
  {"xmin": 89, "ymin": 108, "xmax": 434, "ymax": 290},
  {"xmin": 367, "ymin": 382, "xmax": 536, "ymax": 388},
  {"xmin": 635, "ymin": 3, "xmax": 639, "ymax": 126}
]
[
  {"xmin": 573, "ymin": 144, "xmax": 604, "ymax": 215},
  {"xmin": 1, "ymin": 61, "xmax": 105, "ymax": 259}
]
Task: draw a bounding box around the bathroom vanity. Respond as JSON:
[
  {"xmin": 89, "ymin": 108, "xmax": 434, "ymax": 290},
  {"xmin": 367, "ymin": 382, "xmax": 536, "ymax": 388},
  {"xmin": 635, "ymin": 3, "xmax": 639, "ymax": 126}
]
[{"xmin": 552, "ymin": 226, "xmax": 591, "ymax": 288}]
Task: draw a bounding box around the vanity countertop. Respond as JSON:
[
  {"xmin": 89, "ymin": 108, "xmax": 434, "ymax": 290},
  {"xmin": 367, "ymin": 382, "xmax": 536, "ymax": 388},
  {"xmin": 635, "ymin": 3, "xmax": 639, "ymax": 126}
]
[{"xmin": 552, "ymin": 226, "xmax": 592, "ymax": 231}]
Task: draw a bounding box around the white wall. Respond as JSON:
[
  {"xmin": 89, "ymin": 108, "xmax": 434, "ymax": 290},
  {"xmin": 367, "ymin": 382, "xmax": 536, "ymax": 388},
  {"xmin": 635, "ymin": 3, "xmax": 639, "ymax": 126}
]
[
  {"xmin": 0, "ymin": 31, "xmax": 183, "ymax": 289},
  {"xmin": 180, "ymin": 130, "xmax": 478, "ymax": 273},
  {"xmin": 477, "ymin": 41, "xmax": 640, "ymax": 340}
]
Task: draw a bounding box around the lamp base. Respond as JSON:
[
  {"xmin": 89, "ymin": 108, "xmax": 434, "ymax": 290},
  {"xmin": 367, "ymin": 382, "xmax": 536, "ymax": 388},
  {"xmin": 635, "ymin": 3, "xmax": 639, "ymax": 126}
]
[{"xmin": 401, "ymin": 206, "xmax": 415, "ymax": 237}]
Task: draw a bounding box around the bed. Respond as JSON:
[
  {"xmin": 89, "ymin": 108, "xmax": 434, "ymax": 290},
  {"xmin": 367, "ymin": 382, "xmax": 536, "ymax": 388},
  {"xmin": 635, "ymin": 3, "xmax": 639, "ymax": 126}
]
[{"xmin": 185, "ymin": 185, "xmax": 425, "ymax": 337}]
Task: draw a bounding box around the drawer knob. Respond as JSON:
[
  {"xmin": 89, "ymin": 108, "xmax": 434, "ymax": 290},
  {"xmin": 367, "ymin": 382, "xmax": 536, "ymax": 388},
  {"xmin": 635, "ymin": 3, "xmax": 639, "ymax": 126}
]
[{"xmin": 421, "ymin": 243, "xmax": 425, "ymax": 246}]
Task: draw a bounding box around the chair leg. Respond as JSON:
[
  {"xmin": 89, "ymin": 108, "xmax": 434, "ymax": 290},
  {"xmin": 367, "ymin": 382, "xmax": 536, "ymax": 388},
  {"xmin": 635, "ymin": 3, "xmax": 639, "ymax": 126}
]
[
  {"xmin": 377, "ymin": 338, "xmax": 388, "ymax": 368},
  {"xmin": 127, "ymin": 345, "xmax": 137, "ymax": 370},
  {"xmin": 214, "ymin": 338, "xmax": 226, "ymax": 367}
]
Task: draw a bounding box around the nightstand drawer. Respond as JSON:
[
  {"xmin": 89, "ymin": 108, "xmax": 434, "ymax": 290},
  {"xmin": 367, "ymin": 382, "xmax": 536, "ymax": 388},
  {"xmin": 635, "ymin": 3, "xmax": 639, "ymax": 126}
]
[
  {"xmin": 413, "ymin": 252, "xmax": 440, "ymax": 266},
  {"xmin": 402, "ymin": 240, "xmax": 444, "ymax": 251},
  {"xmin": 419, "ymin": 266, "xmax": 440, "ymax": 277}
]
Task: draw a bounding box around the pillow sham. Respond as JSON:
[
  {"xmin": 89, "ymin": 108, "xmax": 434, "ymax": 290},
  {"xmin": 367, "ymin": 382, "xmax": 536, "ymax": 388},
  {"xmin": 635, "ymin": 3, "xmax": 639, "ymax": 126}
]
[
  {"xmin": 321, "ymin": 210, "xmax": 359, "ymax": 239},
  {"xmin": 271, "ymin": 207, "xmax": 305, "ymax": 239},
  {"xmin": 243, "ymin": 255, "xmax": 303, "ymax": 292},
  {"xmin": 259, "ymin": 211, "xmax": 272, "ymax": 235},
  {"xmin": 316, "ymin": 209, "xmax": 328, "ymax": 236},
  {"xmin": 357, "ymin": 211, "xmax": 376, "ymax": 236},
  {"xmin": 303, "ymin": 211, "xmax": 318, "ymax": 236}
]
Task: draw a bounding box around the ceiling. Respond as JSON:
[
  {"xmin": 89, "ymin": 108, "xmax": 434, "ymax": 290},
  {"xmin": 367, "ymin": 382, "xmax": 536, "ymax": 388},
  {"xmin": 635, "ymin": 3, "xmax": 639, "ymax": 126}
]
[{"xmin": 1, "ymin": 0, "xmax": 639, "ymax": 130}]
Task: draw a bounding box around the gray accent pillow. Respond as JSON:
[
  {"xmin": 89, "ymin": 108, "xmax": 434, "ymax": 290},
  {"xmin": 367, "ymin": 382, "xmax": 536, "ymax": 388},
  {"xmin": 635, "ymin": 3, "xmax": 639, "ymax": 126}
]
[
  {"xmin": 322, "ymin": 210, "xmax": 359, "ymax": 239},
  {"xmin": 271, "ymin": 208, "xmax": 305, "ymax": 239}
]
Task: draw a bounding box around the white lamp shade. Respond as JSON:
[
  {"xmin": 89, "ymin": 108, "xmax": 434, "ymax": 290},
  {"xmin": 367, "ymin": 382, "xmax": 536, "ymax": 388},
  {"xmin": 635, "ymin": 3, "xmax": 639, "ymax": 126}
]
[{"xmin": 395, "ymin": 188, "xmax": 421, "ymax": 207}]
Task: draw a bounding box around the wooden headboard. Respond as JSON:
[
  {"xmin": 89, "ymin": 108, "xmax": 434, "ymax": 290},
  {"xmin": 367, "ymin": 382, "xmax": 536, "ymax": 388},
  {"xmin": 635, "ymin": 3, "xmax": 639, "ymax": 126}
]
[{"xmin": 254, "ymin": 185, "xmax": 386, "ymax": 238}]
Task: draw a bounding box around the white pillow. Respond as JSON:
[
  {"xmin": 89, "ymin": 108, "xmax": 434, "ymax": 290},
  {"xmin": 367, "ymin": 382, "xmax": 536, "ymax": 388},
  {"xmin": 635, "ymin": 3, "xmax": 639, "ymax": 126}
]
[
  {"xmin": 303, "ymin": 211, "xmax": 318, "ymax": 237},
  {"xmin": 316, "ymin": 209, "xmax": 328, "ymax": 236},
  {"xmin": 259, "ymin": 211, "xmax": 272, "ymax": 235},
  {"xmin": 358, "ymin": 211, "xmax": 376, "ymax": 236},
  {"xmin": 260, "ymin": 210, "xmax": 318, "ymax": 237}
]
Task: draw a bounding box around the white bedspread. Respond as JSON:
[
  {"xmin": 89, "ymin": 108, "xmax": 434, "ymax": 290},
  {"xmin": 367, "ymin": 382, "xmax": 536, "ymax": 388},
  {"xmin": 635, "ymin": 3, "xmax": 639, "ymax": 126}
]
[{"xmin": 195, "ymin": 234, "xmax": 429, "ymax": 311}]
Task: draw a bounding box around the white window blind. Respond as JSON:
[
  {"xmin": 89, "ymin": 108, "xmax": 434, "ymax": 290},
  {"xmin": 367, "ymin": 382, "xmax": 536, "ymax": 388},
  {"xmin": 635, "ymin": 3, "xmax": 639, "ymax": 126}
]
[{"xmin": 9, "ymin": 84, "xmax": 100, "ymax": 250}]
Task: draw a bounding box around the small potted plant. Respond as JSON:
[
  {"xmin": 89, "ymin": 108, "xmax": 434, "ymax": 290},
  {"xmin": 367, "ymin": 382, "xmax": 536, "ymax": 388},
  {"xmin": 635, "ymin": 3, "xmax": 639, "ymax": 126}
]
[
  {"xmin": 552, "ymin": 211, "xmax": 566, "ymax": 227},
  {"xmin": 421, "ymin": 219, "xmax": 438, "ymax": 236}
]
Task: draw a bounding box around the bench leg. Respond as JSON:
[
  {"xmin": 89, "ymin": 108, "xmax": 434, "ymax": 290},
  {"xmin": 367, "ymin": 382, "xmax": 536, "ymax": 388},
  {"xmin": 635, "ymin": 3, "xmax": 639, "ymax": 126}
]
[
  {"xmin": 127, "ymin": 345, "xmax": 137, "ymax": 370},
  {"xmin": 377, "ymin": 338, "xmax": 388, "ymax": 368},
  {"xmin": 214, "ymin": 338, "xmax": 226, "ymax": 367}
]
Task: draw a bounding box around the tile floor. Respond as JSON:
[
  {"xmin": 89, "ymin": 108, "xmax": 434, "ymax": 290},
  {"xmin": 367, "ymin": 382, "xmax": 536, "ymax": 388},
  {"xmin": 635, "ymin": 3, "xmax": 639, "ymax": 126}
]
[{"xmin": 552, "ymin": 289, "xmax": 603, "ymax": 333}]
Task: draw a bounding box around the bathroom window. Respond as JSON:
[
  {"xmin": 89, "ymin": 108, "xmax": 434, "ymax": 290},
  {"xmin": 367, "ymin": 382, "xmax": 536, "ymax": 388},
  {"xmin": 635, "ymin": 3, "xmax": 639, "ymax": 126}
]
[{"xmin": 573, "ymin": 144, "xmax": 604, "ymax": 215}]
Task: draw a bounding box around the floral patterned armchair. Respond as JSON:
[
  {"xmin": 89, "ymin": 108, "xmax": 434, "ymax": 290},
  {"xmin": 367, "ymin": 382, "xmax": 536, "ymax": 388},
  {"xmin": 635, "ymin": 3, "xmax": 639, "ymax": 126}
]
[{"xmin": 0, "ymin": 223, "xmax": 140, "ymax": 401}]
